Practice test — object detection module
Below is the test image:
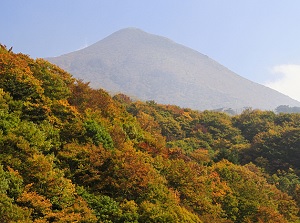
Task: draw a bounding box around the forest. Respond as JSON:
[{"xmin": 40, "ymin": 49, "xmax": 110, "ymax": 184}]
[{"xmin": 1, "ymin": 44, "xmax": 300, "ymax": 223}]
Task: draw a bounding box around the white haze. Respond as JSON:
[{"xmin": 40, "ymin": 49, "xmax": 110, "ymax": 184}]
[{"xmin": 266, "ymin": 64, "xmax": 300, "ymax": 102}]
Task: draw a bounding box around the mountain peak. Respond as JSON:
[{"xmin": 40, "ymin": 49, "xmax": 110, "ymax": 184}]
[
  {"xmin": 47, "ymin": 28, "xmax": 300, "ymax": 110},
  {"xmin": 109, "ymin": 27, "xmax": 164, "ymax": 38},
  {"xmin": 87, "ymin": 27, "xmax": 176, "ymax": 51},
  {"xmin": 105, "ymin": 27, "xmax": 148, "ymax": 39},
  {"xmin": 115, "ymin": 27, "xmax": 146, "ymax": 33}
]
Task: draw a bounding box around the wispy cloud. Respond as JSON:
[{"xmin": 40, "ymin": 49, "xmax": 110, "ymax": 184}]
[{"xmin": 265, "ymin": 64, "xmax": 300, "ymax": 102}]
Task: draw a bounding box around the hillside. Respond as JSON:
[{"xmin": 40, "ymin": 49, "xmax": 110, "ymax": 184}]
[
  {"xmin": 47, "ymin": 28, "xmax": 300, "ymax": 111},
  {"xmin": 1, "ymin": 45, "xmax": 300, "ymax": 222}
]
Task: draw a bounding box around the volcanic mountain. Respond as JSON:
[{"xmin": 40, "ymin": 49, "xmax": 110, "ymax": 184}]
[{"xmin": 47, "ymin": 28, "xmax": 300, "ymax": 110}]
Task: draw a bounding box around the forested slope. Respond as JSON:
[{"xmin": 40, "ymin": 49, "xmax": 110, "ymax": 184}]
[{"xmin": 1, "ymin": 45, "xmax": 300, "ymax": 222}]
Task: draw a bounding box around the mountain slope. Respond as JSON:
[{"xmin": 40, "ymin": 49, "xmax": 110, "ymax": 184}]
[{"xmin": 47, "ymin": 28, "xmax": 300, "ymax": 110}]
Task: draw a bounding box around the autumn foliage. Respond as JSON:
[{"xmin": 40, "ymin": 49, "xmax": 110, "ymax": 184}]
[{"xmin": 1, "ymin": 45, "xmax": 300, "ymax": 222}]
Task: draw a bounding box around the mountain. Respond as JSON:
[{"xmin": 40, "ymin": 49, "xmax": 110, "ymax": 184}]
[
  {"xmin": 46, "ymin": 28, "xmax": 300, "ymax": 110},
  {"xmin": 2, "ymin": 45, "xmax": 300, "ymax": 222}
]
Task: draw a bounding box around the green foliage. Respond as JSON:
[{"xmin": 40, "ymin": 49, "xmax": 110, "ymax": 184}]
[
  {"xmin": 77, "ymin": 186, "xmax": 123, "ymax": 222},
  {"xmin": 30, "ymin": 59, "xmax": 73, "ymax": 100},
  {"xmin": 0, "ymin": 165, "xmax": 30, "ymax": 222},
  {"xmin": 242, "ymin": 126, "xmax": 300, "ymax": 174},
  {"xmin": 233, "ymin": 109, "xmax": 276, "ymax": 142},
  {"xmin": 212, "ymin": 161, "xmax": 299, "ymax": 222},
  {"xmin": 83, "ymin": 119, "xmax": 114, "ymax": 149}
]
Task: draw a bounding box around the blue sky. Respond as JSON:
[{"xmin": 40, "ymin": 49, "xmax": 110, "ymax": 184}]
[{"xmin": 2, "ymin": 0, "xmax": 300, "ymax": 101}]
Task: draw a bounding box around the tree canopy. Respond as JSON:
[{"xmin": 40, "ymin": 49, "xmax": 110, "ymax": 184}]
[{"xmin": 1, "ymin": 44, "xmax": 300, "ymax": 222}]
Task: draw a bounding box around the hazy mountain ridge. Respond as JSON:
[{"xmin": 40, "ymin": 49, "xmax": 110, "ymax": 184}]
[{"xmin": 47, "ymin": 28, "xmax": 300, "ymax": 110}]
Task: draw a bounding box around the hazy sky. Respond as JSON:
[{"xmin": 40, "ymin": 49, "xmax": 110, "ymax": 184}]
[{"xmin": 2, "ymin": 1, "xmax": 300, "ymax": 101}]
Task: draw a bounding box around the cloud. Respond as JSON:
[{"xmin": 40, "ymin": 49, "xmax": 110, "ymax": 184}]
[{"xmin": 265, "ymin": 64, "xmax": 300, "ymax": 102}]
